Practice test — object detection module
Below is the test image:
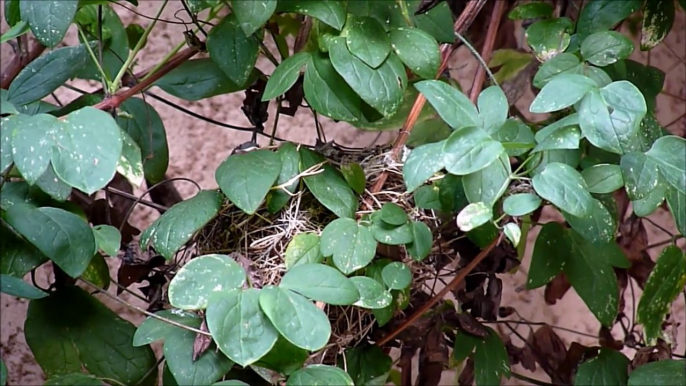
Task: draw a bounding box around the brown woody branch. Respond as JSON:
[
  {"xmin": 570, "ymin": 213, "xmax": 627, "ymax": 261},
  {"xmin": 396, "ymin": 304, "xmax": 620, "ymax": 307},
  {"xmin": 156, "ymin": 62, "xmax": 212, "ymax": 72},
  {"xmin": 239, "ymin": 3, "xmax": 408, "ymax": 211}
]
[
  {"xmin": 93, "ymin": 46, "xmax": 200, "ymax": 111},
  {"xmin": 370, "ymin": 0, "xmax": 488, "ymax": 194},
  {"xmin": 376, "ymin": 236, "xmax": 499, "ymax": 346},
  {"xmin": 468, "ymin": 0, "xmax": 507, "ymax": 103}
]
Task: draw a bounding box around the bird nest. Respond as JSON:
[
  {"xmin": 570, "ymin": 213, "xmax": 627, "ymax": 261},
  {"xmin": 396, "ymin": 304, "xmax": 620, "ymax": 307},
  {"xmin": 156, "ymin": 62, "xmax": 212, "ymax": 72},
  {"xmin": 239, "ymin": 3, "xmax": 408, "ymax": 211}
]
[{"xmin": 190, "ymin": 144, "xmax": 443, "ymax": 363}]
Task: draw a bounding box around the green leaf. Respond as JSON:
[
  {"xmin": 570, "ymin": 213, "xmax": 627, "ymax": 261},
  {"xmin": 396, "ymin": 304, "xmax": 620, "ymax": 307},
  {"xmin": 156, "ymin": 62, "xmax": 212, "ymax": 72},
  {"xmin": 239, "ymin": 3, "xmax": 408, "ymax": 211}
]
[
  {"xmin": 44, "ymin": 373, "xmax": 101, "ymax": 386},
  {"xmin": 216, "ymin": 150, "xmax": 281, "ymax": 214},
  {"xmin": 632, "ymin": 183, "xmax": 667, "ymax": 217},
  {"xmin": 578, "ymin": 86, "xmax": 642, "ymax": 155},
  {"xmin": 341, "ymin": 163, "xmax": 366, "ymax": 195},
  {"xmin": 413, "ymin": 185, "xmax": 441, "ymax": 210},
  {"xmin": 666, "ymin": 188, "xmax": 686, "ymax": 236},
  {"xmin": 0, "ymin": 221, "xmax": 47, "ymax": 277},
  {"xmin": 118, "ymin": 129, "xmax": 145, "ymax": 187},
  {"xmin": 207, "ymin": 14, "xmax": 260, "ymax": 85},
  {"xmin": 7, "ymin": 44, "xmax": 90, "ymax": 107},
  {"xmin": 381, "ymin": 262, "xmax": 412, "ymax": 290},
  {"xmin": 477, "ymin": 86, "xmax": 508, "ymax": 134},
  {"xmin": 456, "ymin": 202, "xmax": 492, "ymax": 232},
  {"xmin": 530, "ymin": 74, "xmax": 596, "ymax": 113},
  {"xmin": 493, "ymin": 118, "xmax": 535, "ymax": 157},
  {"xmin": 620, "ymin": 152, "xmax": 660, "ymax": 200},
  {"xmin": 636, "ymin": 246, "xmax": 686, "ymax": 345},
  {"xmin": 565, "ymin": 231, "xmax": 621, "ymax": 326},
  {"xmin": 346, "ymin": 16, "xmax": 391, "ymax": 68},
  {"xmin": 254, "ymin": 336, "xmax": 308, "ymax": 376},
  {"xmin": 350, "ymin": 276, "xmax": 392, "ymax": 309},
  {"xmin": 576, "ymin": 0, "xmax": 642, "ymax": 41},
  {"xmin": 532, "ymin": 162, "xmax": 593, "ymax": 217},
  {"xmin": 453, "ymin": 330, "xmax": 480, "ymax": 361},
  {"xmin": 80, "ymin": 253, "xmax": 110, "ymax": 290},
  {"xmin": 267, "ymin": 142, "xmax": 301, "ymax": 213},
  {"xmin": 25, "ymin": 287, "xmax": 157, "ymax": 383},
  {"xmin": 489, "ymin": 49, "xmax": 535, "ymax": 84},
  {"xmin": 140, "ymin": 190, "xmax": 222, "ymax": 259},
  {"xmin": 462, "ymin": 153, "xmax": 511, "ymax": 207},
  {"xmin": 527, "ymin": 222, "xmax": 568, "ymax": 289},
  {"xmin": 443, "ymin": 127, "xmax": 505, "ymax": 176},
  {"xmin": 329, "ymin": 38, "xmax": 406, "ymax": 117},
  {"xmin": 370, "ymin": 211, "xmax": 414, "ymax": 245},
  {"xmin": 628, "ymin": 360, "xmax": 686, "ymax": 386},
  {"xmin": 0, "ymin": 274, "xmax": 47, "ymax": 299},
  {"xmin": 232, "ymin": 0, "xmax": 276, "ymax": 36},
  {"xmin": 503, "ymin": 193, "xmax": 542, "ymax": 217},
  {"xmin": 582, "ymin": 164, "xmax": 624, "ymax": 194},
  {"xmin": 214, "ymin": 381, "xmax": 249, "ymax": 386},
  {"xmin": 503, "ymin": 223, "xmax": 521, "ymax": 247},
  {"xmin": 380, "ymin": 202, "xmax": 408, "ymax": 226},
  {"xmin": 414, "ymin": 80, "xmax": 481, "ymax": 130},
  {"xmin": 403, "ymin": 140, "xmax": 445, "ymax": 193},
  {"xmin": 509, "ymin": 2, "xmax": 553, "ymax": 19},
  {"xmin": 0, "ymin": 20, "xmax": 29, "ymax": 43},
  {"xmin": 132, "ymin": 310, "xmax": 200, "ymax": 347},
  {"xmin": 581, "ymin": 31, "xmax": 634, "ymax": 67},
  {"xmin": 287, "ymin": 365, "xmax": 354, "ymax": 386},
  {"xmin": 339, "ymin": 345, "xmax": 392, "ymax": 386},
  {"xmin": 525, "ymin": 17, "xmax": 573, "ymax": 61},
  {"xmin": 4, "ymin": 0, "xmax": 20, "ymax": 26},
  {"xmin": 563, "ymin": 198, "xmax": 616, "ymax": 244},
  {"xmin": 321, "ymin": 218, "xmax": 376, "ymax": 274},
  {"xmin": 438, "ymin": 174, "xmax": 468, "ymax": 213},
  {"xmin": 164, "ymin": 320, "xmax": 233, "ymax": 386},
  {"xmin": 532, "ymin": 54, "xmax": 582, "ymax": 88},
  {"xmin": 259, "ymin": 286, "xmax": 331, "ymax": 351},
  {"xmin": 52, "ymin": 107, "xmax": 123, "ymax": 194},
  {"xmin": 646, "ymin": 136, "xmax": 686, "ymax": 194},
  {"xmin": 262, "ymin": 52, "xmax": 310, "ymax": 100},
  {"xmin": 277, "ymin": 0, "xmax": 346, "ymax": 30},
  {"xmin": 168, "ymin": 254, "xmax": 246, "ymax": 310},
  {"xmin": 9, "ymin": 114, "xmax": 57, "ymax": 184},
  {"xmin": 303, "ymin": 52, "xmax": 364, "ymax": 122},
  {"xmin": 574, "ymin": 348, "xmax": 629, "ymax": 386},
  {"xmin": 300, "ymin": 148, "xmax": 357, "ymax": 218},
  {"xmin": 406, "ymin": 221, "xmax": 432, "ymax": 262},
  {"xmin": 585, "ymin": 65, "xmax": 613, "ymax": 87},
  {"xmin": 0, "ymin": 89, "xmax": 19, "ymax": 116},
  {"xmin": 641, "ymin": 0, "xmax": 675, "ymax": 50},
  {"xmin": 117, "ymin": 98, "xmax": 169, "ymax": 184},
  {"xmin": 206, "ymin": 288, "xmax": 278, "ymax": 367},
  {"xmin": 390, "ymin": 26, "xmax": 440, "ymax": 79},
  {"xmin": 473, "ymin": 328, "xmax": 510, "ymax": 386},
  {"xmin": 92, "ymin": 225, "xmax": 120, "ymax": 257},
  {"xmin": 533, "ymin": 126, "xmax": 581, "ymax": 153},
  {"xmin": 408, "ymin": 0, "xmax": 454, "ymax": 42},
  {"xmin": 5, "ymin": 206, "xmax": 95, "ymax": 278},
  {"xmin": 280, "ymin": 263, "xmax": 360, "ymax": 305},
  {"xmin": 605, "ymin": 60, "xmax": 665, "ymax": 112},
  {"xmin": 155, "ymin": 59, "xmax": 255, "ymax": 101},
  {"xmin": 285, "ymin": 233, "xmax": 323, "ymax": 269},
  {"xmin": 19, "ymin": 0, "xmax": 78, "ymax": 48},
  {"xmin": 78, "ymin": 5, "xmax": 129, "ymax": 81}
]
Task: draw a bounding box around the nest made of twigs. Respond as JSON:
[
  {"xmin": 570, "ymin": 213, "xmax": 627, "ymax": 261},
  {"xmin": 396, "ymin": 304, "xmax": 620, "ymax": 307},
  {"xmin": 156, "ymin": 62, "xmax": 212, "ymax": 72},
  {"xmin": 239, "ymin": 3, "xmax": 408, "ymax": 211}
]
[{"xmin": 187, "ymin": 144, "xmax": 446, "ymax": 364}]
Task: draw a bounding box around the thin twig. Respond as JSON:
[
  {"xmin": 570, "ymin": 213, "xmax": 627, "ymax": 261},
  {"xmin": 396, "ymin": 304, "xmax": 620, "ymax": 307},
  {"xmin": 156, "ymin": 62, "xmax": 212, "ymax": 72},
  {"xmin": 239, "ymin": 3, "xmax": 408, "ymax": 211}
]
[
  {"xmin": 369, "ymin": 0, "xmax": 487, "ymax": 194},
  {"xmin": 1, "ymin": 39, "xmax": 45, "ymax": 89},
  {"xmin": 376, "ymin": 235, "xmax": 499, "ymax": 346},
  {"xmin": 180, "ymin": 0, "xmax": 209, "ymax": 37},
  {"xmin": 105, "ymin": 187, "xmax": 169, "ymax": 212},
  {"xmin": 80, "ymin": 278, "xmax": 211, "ymax": 336},
  {"xmin": 511, "ymin": 372, "xmax": 554, "ymax": 386}
]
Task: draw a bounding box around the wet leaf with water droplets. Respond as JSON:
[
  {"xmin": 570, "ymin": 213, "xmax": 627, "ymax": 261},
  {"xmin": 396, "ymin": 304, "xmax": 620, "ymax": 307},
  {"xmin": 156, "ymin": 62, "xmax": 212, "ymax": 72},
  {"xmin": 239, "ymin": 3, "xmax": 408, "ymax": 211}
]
[{"xmin": 168, "ymin": 254, "xmax": 246, "ymax": 310}]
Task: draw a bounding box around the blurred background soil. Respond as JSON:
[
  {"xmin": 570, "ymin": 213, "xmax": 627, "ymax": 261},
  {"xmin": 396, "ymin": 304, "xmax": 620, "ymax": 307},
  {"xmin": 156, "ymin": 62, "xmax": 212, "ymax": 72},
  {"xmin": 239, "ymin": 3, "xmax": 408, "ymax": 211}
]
[{"xmin": 1, "ymin": 1, "xmax": 684, "ymax": 384}]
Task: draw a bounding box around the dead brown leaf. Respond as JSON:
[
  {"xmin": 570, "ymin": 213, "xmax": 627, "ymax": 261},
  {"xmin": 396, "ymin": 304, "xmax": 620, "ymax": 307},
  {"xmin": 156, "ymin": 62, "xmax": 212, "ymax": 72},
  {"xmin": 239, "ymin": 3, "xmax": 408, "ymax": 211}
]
[
  {"xmin": 544, "ymin": 273, "xmax": 571, "ymax": 305},
  {"xmin": 192, "ymin": 318, "xmax": 212, "ymax": 362}
]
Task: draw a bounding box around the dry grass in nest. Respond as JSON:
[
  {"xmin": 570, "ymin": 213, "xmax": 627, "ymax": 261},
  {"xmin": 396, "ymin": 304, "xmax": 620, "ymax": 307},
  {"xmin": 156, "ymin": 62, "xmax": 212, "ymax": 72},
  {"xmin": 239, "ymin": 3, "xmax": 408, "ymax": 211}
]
[{"xmin": 189, "ymin": 145, "xmax": 444, "ymax": 363}]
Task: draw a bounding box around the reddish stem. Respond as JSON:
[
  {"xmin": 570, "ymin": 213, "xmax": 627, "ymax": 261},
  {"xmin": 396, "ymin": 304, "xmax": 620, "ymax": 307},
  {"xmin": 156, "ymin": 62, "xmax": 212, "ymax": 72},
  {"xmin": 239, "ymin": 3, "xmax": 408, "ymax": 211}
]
[{"xmin": 468, "ymin": 0, "xmax": 507, "ymax": 103}]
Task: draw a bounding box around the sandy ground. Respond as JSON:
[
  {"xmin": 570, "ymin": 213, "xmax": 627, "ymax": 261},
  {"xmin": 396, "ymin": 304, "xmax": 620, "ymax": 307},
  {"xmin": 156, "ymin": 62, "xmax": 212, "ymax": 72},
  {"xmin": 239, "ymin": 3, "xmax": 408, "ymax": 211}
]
[{"xmin": 1, "ymin": 1, "xmax": 685, "ymax": 385}]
